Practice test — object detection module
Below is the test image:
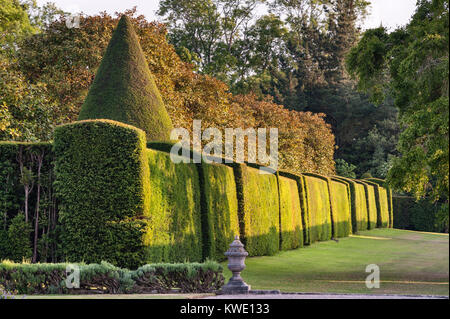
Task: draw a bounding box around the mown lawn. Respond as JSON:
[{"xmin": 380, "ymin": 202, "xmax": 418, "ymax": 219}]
[
  {"xmin": 16, "ymin": 229, "xmax": 449, "ymax": 298},
  {"xmin": 221, "ymin": 228, "xmax": 449, "ymax": 296}
]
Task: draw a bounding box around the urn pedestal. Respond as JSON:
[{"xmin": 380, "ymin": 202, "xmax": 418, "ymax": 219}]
[{"xmin": 219, "ymin": 236, "xmax": 251, "ymax": 294}]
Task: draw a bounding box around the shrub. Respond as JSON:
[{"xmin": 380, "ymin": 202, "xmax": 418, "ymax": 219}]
[
  {"xmin": 198, "ymin": 162, "xmax": 240, "ymax": 261},
  {"xmin": 130, "ymin": 260, "xmax": 224, "ymax": 293},
  {"xmin": 0, "ymin": 261, "xmax": 130, "ymax": 295},
  {"xmin": 231, "ymin": 163, "xmax": 280, "ymax": 256},
  {"xmin": 329, "ymin": 179, "xmax": 352, "ymax": 237},
  {"xmin": 332, "ymin": 176, "xmax": 368, "ymax": 233},
  {"xmin": 78, "ymin": 16, "xmax": 173, "ymax": 141},
  {"xmin": 53, "ymin": 119, "xmax": 150, "ymax": 269},
  {"xmin": 277, "ymin": 174, "xmax": 303, "ymax": 250},
  {"xmin": 145, "ymin": 149, "xmax": 202, "ymax": 263},
  {"xmin": 302, "ymin": 174, "xmax": 332, "ymax": 242},
  {"xmin": 6, "ymin": 214, "xmax": 32, "ymax": 262},
  {"xmin": 0, "ymin": 141, "xmax": 56, "ymax": 262}
]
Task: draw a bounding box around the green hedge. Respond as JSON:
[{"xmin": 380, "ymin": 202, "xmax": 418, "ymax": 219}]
[
  {"xmin": 277, "ymin": 175, "xmax": 304, "ymax": 250},
  {"xmin": 377, "ymin": 188, "xmax": 390, "ymax": 228},
  {"xmin": 278, "ymin": 171, "xmax": 310, "ymax": 245},
  {"xmin": 130, "ymin": 260, "xmax": 224, "ymax": 293},
  {"xmin": 363, "ymin": 180, "xmax": 389, "ymax": 229},
  {"xmin": 332, "ymin": 176, "xmax": 368, "ymax": 233},
  {"xmin": 145, "ymin": 149, "xmax": 202, "ymax": 263},
  {"xmin": 0, "ymin": 142, "xmax": 57, "ymax": 262},
  {"xmin": 198, "ymin": 162, "xmax": 240, "ymax": 261},
  {"xmin": 392, "ymin": 196, "xmax": 448, "ymax": 232},
  {"xmin": 302, "ymin": 175, "xmax": 332, "ymax": 242},
  {"xmin": 365, "ymin": 178, "xmax": 394, "ymax": 228},
  {"xmin": 329, "ymin": 179, "xmax": 352, "ymax": 237},
  {"xmin": 0, "ymin": 260, "xmax": 223, "ymax": 295},
  {"xmin": 78, "ymin": 16, "xmax": 173, "ymax": 142},
  {"xmin": 231, "ymin": 163, "xmax": 280, "ymax": 256},
  {"xmin": 356, "ymin": 181, "xmax": 378, "ymax": 230},
  {"xmin": 53, "ymin": 120, "xmax": 150, "ymax": 269}
]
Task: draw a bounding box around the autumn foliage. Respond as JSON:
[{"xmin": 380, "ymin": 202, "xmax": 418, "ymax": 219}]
[{"xmin": 16, "ymin": 9, "xmax": 335, "ymax": 175}]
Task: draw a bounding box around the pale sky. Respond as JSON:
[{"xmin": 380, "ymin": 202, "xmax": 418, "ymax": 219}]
[{"xmin": 36, "ymin": 0, "xmax": 418, "ymax": 31}]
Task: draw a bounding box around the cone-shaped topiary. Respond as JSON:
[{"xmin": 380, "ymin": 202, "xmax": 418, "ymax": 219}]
[{"xmin": 78, "ymin": 15, "xmax": 173, "ymax": 141}]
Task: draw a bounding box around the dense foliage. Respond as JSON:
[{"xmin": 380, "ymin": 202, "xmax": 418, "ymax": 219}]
[
  {"xmin": 0, "ymin": 141, "xmax": 57, "ymax": 263},
  {"xmin": 78, "ymin": 16, "xmax": 173, "ymax": 141},
  {"xmin": 277, "ymin": 175, "xmax": 303, "ymax": 250},
  {"xmin": 145, "ymin": 149, "xmax": 203, "ymax": 263},
  {"xmin": 199, "ymin": 162, "xmax": 240, "ymax": 261},
  {"xmin": 347, "ymin": 0, "xmax": 449, "ymax": 202},
  {"xmin": 53, "ymin": 120, "xmax": 150, "ymax": 269},
  {"xmin": 4, "ymin": 7, "xmax": 336, "ymax": 176},
  {"xmin": 393, "ymin": 196, "xmax": 448, "ymax": 233}
]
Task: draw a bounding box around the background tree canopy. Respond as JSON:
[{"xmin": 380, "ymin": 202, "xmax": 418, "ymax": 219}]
[
  {"xmin": 347, "ymin": 0, "xmax": 449, "ymax": 202},
  {"xmin": 0, "ymin": 0, "xmax": 448, "ymax": 208}
]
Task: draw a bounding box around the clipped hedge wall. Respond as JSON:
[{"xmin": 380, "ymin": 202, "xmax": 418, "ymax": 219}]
[
  {"xmin": 231, "ymin": 163, "xmax": 280, "ymax": 256},
  {"xmin": 303, "ymin": 175, "xmax": 332, "ymax": 242},
  {"xmin": 329, "ymin": 179, "xmax": 352, "ymax": 237},
  {"xmin": 54, "ymin": 120, "xmax": 150, "ymax": 269},
  {"xmin": 145, "ymin": 149, "xmax": 202, "ymax": 263},
  {"xmin": 198, "ymin": 162, "xmax": 240, "ymax": 261},
  {"xmin": 364, "ymin": 180, "xmax": 390, "ymax": 229},
  {"xmin": 377, "ymin": 188, "xmax": 390, "ymax": 228},
  {"xmin": 365, "ymin": 178, "xmax": 394, "ymax": 228},
  {"xmin": 277, "ymin": 175, "xmax": 303, "ymax": 250},
  {"xmin": 130, "ymin": 260, "xmax": 224, "ymax": 293},
  {"xmin": 356, "ymin": 181, "xmax": 378, "ymax": 230}
]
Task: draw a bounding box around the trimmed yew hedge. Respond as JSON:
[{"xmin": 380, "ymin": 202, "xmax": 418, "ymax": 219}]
[
  {"xmin": 277, "ymin": 174, "xmax": 304, "ymax": 250},
  {"xmin": 145, "ymin": 149, "xmax": 202, "ymax": 263},
  {"xmin": 302, "ymin": 174, "xmax": 332, "ymax": 242},
  {"xmin": 356, "ymin": 181, "xmax": 378, "ymax": 230},
  {"xmin": 198, "ymin": 162, "xmax": 240, "ymax": 261},
  {"xmin": 130, "ymin": 260, "xmax": 224, "ymax": 293},
  {"xmin": 53, "ymin": 120, "xmax": 150, "ymax": 269},
  {"xmin": 332, "ymin": 176, "xmax": 368, "ymax": 233},
  {"xmin": 329, "ymin": 178, "xmax": 352, "ymax": 237},
  {"xmin": 365, "ymin": 178, "xmax": 393, "ymax": 228},
  {"xmin": 231, "ymin": 163, "xmax": 280, "ymax": 256},
  {"xmin": 363, "ymin": 180, "xmax": 390, "ymax": 228}
]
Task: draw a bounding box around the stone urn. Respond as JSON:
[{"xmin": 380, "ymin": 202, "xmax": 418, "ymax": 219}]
[{"xmin": 220, "ymin": 235, "xmax": 251, "ymax": 294}]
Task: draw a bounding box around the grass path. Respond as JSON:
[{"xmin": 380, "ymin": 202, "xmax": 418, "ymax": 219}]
[{"xmin": 221, "ymin": 229, "xmax": 449, "ymax": 296}]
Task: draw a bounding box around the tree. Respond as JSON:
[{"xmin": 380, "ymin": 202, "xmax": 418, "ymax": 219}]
[
  {"xmin": 347, "ymin": 0, "xmax": 449, "ymax": 201},
  {"xmin": 0, "ymin": 0, "xmax": 37, "ymax": 53},
  {"xmin": 0, "ymin": 54, "xmax": 56, "ymax": 141},
  {"xmin": 7, "ymin": 213, "xmax": 32, "ymax": 262}
]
